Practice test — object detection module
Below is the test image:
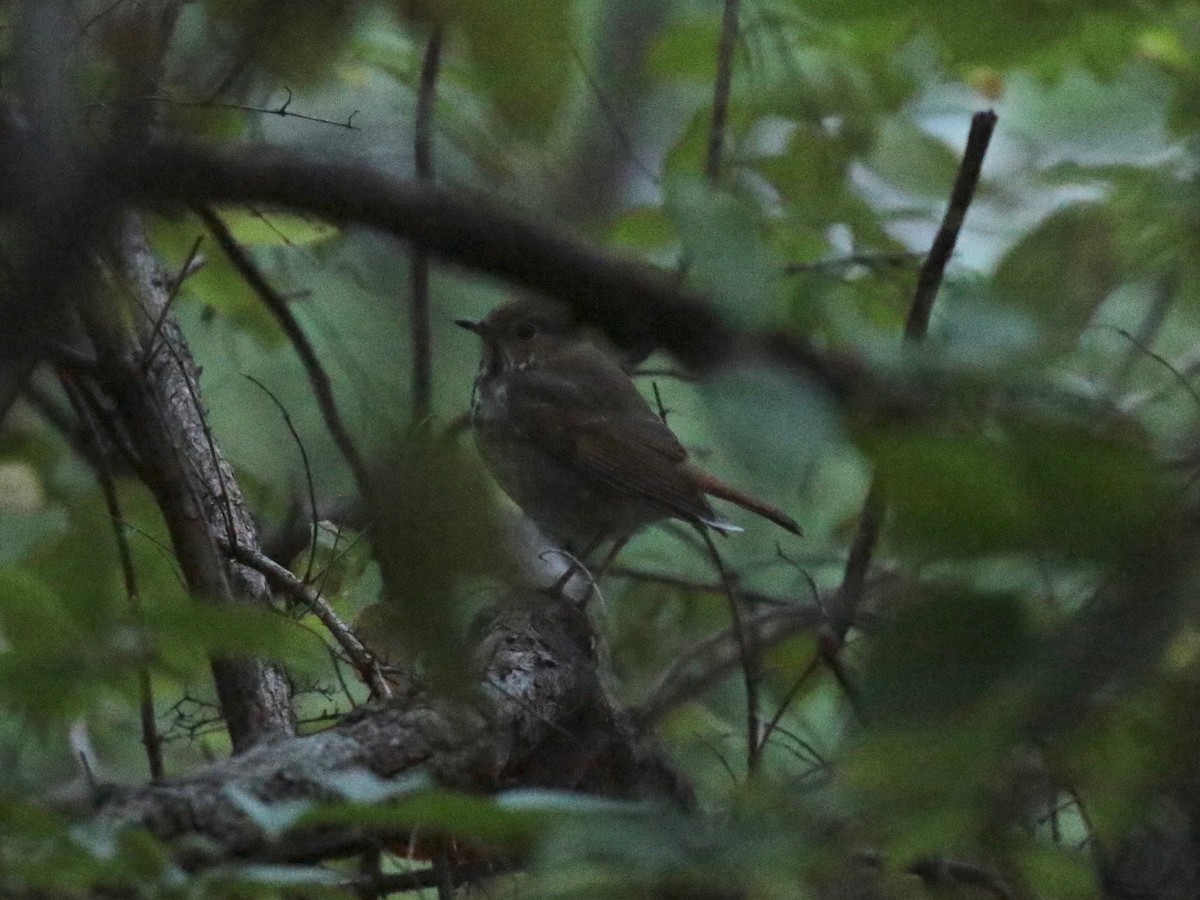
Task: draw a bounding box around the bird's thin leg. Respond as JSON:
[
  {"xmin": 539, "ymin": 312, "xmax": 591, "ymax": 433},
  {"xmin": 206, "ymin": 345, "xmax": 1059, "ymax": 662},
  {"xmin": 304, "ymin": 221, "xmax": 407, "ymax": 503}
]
[
  {"xmin": 574, "ymin": 532, "xmax": 633, "ymax": 608},
  {"xmin": 548, "ymin": 534, "xmax": 605, "ymax": 597}
]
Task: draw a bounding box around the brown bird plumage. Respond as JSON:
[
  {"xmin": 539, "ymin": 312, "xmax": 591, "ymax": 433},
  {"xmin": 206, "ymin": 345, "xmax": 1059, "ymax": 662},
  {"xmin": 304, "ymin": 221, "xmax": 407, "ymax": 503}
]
[{"xmin": 458, "ymin": 300, "xmax": 801, "ymax": 558}]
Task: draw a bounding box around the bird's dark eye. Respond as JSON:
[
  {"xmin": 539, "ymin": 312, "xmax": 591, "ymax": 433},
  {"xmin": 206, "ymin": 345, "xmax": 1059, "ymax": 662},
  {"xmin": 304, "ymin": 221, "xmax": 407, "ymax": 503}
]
[{"xmin": 514, "ymin": 321, "xmax": 538, "ymax": 340}]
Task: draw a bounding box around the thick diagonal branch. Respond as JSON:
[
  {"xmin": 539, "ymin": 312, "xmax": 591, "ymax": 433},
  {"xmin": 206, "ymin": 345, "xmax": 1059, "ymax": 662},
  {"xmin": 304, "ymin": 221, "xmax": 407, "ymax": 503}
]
[
  {"xmin": 111, "ymin": 140, "xmax": 874, "ymax": 404},
  {"xmin": 96, "ymin": 595, "xmax": 689, "ymax": 866},
  {"xmin": 79, "ymin": 215, "xmax": 294, "ymax": 751}
]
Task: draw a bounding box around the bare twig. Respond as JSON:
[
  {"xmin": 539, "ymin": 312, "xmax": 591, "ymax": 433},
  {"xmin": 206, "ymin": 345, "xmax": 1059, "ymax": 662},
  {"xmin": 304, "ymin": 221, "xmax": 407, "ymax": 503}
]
[
  {"xmin": 827, "ymin": 109, "xmax": 997, "ymax": 642},
  {"xmin": 241, "ymin": 374, "xmax": 320, "ymax": 584},
  {"xmin": 1104, "ymin": 325, "xmax": 1200, "ymax": 414},
  {"xmin": 93, "ymin": 89, "xmax": 359, "ymax": 130},
  {"xmin": 1120, "ymin": 337, "xmax": 1200, "ymax": 413},
  {"xmin": 195, "ymin": 204, "xmax": 375, "ymax": 502},
  {"xmin": 23, "ymin": 379, "xmax": 126, "ymax": 473},
  {"xmin": 607, "ymin": 565, "xmax": 787, "ymax": 608},
  {"xmin": 410, "ymin": 27, "xmax": 443, "ymax": 429},
  {"xmin": 759, "ymin": 656, "xmax": 820, "ymax": 758},
  {"xmin": 651, "ymin": 380, "xmax": 669, "ymax": 423},
  {"xmin": 905, "ymin": 856, "xmax": 1016, "ymax": 900},
  {"xmin": 633, "ymin": 594, "xmax": 825, "ymax": 728},
  {"xmin": 904, "ymin": 111, "xmax": 998, "ymax": 341},
  {"xmin": 140, "ymin": 233, "xmax": 203, "ymax": 370},
  {"xmin": 783, "ymin": 251, "xmax": 923, "ymax": 275},
  {"xmin": 705, "ymin": 0, "xmax": 740, "ymax": 184},
  {"xmin": 232, "ymin": 545, "xmax": 393, "ymax": 700},
  {"xmin": 347, "ymin": 860, "xmax": 513, "ymax": 896},
  {"xmin": 96, "ymin": 594, "xmax": 689, "ymax": 868},
  {"xmin": 632, "ymin": 366, "xmax": 695, "ymax": 382},
  {"xmin": 564, "ymin": 36, "xmax": 658, "ymax": 187},
  {"xmin": 1109, "ymin": 273, "xmax": 1177, "ymax": 396},
  {"xmin": 698, "ymin": 527, "xmax": 759, "ymax": 773},
  {"xmin": 413, "ymin": 31, "xmax": 443, "ymax": 190},
  {"xmin": 61, "ymin": 378, "xmax": 164, "ymax": 779}
]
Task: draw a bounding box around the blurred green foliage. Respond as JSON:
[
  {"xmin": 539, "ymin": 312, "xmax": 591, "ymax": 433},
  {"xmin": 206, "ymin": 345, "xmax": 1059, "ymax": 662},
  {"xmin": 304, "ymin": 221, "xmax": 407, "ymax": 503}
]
[{"xmin": 3, "ymin": 0, "xmax": 1200, "ymax": 895}]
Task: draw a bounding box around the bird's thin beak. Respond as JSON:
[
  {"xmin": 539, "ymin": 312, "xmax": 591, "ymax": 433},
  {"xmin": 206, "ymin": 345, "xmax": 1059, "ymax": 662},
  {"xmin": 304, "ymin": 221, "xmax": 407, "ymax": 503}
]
[{"xmin": 455, "ymin": 318, "xmax": 483, "ymax": 335}]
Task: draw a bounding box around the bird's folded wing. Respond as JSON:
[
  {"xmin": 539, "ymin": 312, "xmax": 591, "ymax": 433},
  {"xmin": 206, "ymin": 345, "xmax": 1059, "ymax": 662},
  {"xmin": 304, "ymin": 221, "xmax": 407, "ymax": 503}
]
[{"xmin": 506, "ymin": 369, "xmax": 716, "ymax": 523}]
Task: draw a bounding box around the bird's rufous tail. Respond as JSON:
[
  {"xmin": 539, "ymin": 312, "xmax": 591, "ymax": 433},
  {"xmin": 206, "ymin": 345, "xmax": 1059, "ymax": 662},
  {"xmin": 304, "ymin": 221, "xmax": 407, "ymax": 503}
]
[{"xmin": 687, "ymin": 467, "xmax": 803, "ymax": 536}]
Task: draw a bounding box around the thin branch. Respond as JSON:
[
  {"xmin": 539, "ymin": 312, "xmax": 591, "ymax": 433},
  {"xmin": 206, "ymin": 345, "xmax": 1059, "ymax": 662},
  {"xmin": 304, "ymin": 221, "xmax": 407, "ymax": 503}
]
[
  {"xmin": 139, "ymin": 232, "xmax": 203, "ymax": 370},
  {"xmin": 194, "ymin": 204, "xmax": 375, "ymax": 503},
  {"xmin": 1109, "ymin": 273, "xmax": 1177, "ymax": 397},
  {"xmin": 241, "ymin": 374, "xmax": 320, "ymax": 584},
  {"xmin": 607, "ymin": 565, "xmax": 788, "ymax": 607},
  {"xmin": 904, "ymin": 111, "xmax": 997, "ymax": 341},
  {"xmin": 409, "ymin": 27, "xmax": 443, "ymax": 429},
  {"xmin": 830, "ymin": 481, "xmax": 885, "ymax": 640},
  {"xmin": 346, "ymin": 859, "xmax": 512, "ymax": 896},
  {"xmin": 564, "ymin": 35, "xmax": 659, "ymax": 187},
  {"xmin": 783, "ymin": 251, "xmax": 923, "ymax": 275},
  {"xmin": 115, "ymin": 139, "xmax": 879, "ymax": 398},
  {"xmin": 705, "ymin": 0, "xmax": 740, "ymax": 184},
  {"xmin": 23, "ymin": 379, "xmax": 123, "ymax": 473},
  {"xmin": 95, "ymin": 594, "xmax": 689, "ymax": 868},
  {"xmin": 1102, "ymin": 324, "xmax": 1200, "ymax": 416},
  {"xmin": 62, "ymin": 378, "xmax": 164, "ymax": 779},
  {"xmin": 232, "ymin": 545, "xmax": 393, "ymax": 700},
  {"xmin": 759, "ymin": 656, "xmax": 820, "ymax": 758},
  {"xmin": 77, "ymin": 0, "xmax": 129, "ymax": 36},
  {"xmin": 632, "ymin": 596, "xmax": 826, "ymax": 728},
  {"xmin": 827, "ymin": 109, "xmax": 997, "ymax": 642},
  {"xmin": 93, "ymin": 90, "xmax": 360, "ymax": 130},
  {"xmin": 698, "ymin": 527, "xmax": 759, "ymax": 774},
  {"xmin": 632, "ymin": 366, "xmax": 695, "ymax": 382},
  {"xmin": 413, "ymin": 31, "xmax": 443, "ymax": 185},
  {"xmin": 1120, "ymin": 338, "xmax": 1200, "ymax": 413},
  {"xmin": 905, "ymin": 856, "xmax": 1017, "ymax": 900}
]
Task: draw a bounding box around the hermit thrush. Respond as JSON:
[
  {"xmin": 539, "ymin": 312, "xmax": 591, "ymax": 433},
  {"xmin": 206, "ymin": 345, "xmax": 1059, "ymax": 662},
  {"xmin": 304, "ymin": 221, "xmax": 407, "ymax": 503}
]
[{"xmin": 457, "ymin": 299, "xmax": 801, "ymax": 563}]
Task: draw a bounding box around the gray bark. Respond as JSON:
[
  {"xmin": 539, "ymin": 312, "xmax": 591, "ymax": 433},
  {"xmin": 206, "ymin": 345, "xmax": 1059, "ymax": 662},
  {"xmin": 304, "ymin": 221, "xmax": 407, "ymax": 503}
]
[{"xmin": 97, "ymin": 595, "xmax": 690, "ymax": 867}]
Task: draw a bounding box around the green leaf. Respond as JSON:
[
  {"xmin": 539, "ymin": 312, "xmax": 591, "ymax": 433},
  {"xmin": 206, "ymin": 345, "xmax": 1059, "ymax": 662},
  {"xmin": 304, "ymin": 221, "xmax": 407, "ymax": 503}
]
[
  {"xmin": 144, "ymin": 602, "xmax": 313, "ymax": 663},
  {"xmin": 608, "ymin": 206, "xmax": 675, "ymax": 253},
  {"xmin": 995, "ymin": 202, "xmax": 1115, "ymax": 341},
  {"xmin": 871, "ymin": 415, "xmax": 1161, "ymax": 560},
  {"xmin": 1005, "ymin": 67, "xmax": 1173, "ymax": 168},
  {"xmin": 424, "ymin": 0, "xmax": 572, "ymax": 134},
  {"xmin": 703, "ymin": 364, "xmax": 846, "ymax": 481},
  {"xmin": 866, "ymin": 119, "xmax": 962, "ymax": 200},
  {"xmin": 871, "ymin": 427, "xmax": 1033, "ymax": 558},
  {"xmin": 845, "ymin": 695, "xmax": 1021, "ymax": 859},
  {"xmin": 1017, "ymin": 844, "xmax": 1100, "ymax": 900},
  {"xmin": 225, "ymin": 788, "xmax": 314, "ymax": 838},
  {"xmin": 754, "ymin": 124, "xmax": 851, "ymax": 220},
  {"xmin": 150, "ymin": 213, "xmax": 284, "ymax": 346},
  {"xmin": 212, "ymin": 208, "xmax": 340, "ymax": 248},
  {"xmin": 648, "ymin": 18, "xmax": 722, "ymax": 79},
  {"xmin": 665, "ymin": 175, "xmax": 780, "ymax": 328},
  {"xmin": 1014, "ymin": 418, "xmax": 1161, "ymax": 559},
  {"xmin": 366, "ymin": 443, "xmax": 513, "ymax": 695},
  {"xmin": 858, "ymin": 589, "xmax": 1031, "ymax": 726},
  {"xmin": 794, "ymin": 0, "xmax": 1156, "ymax": 69},
  {"xmin": 304, "ymin": 789, "xmax": 547, "ymax": 848},
  {"xmin": 0, "ymin": 567, "xmax": 88, "ymax": 655},
  {"xmin": 204, "ymin": 0, "xmax": 361, "ymax": 85}
]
